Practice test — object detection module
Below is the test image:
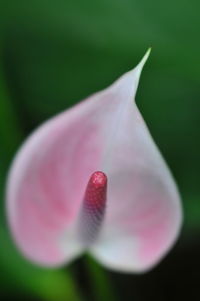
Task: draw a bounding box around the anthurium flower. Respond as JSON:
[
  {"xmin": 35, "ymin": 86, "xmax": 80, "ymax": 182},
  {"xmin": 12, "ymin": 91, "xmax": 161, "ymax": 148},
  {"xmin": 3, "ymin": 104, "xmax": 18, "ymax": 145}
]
[{"xmin": 6, "ymin": 49, "xmax": 182, "ymax": 273}]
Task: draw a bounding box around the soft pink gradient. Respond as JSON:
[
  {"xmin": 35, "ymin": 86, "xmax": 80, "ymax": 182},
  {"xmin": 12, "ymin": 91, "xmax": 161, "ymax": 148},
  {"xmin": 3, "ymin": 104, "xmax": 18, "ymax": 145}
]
[
  {"xmin": 7, "ymin": 103, "xmax": 103, "ymax": 265},
  {"xmin": 6, "ymin": 50, "xmax": 182, "ymax": 272}
]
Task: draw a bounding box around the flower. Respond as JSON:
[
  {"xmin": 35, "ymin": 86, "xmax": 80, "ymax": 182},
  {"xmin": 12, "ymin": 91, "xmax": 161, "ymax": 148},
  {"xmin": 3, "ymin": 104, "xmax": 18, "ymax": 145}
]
[{"xmin": 6, "ymin": 49, "xmax": 182, "ymax": 273}]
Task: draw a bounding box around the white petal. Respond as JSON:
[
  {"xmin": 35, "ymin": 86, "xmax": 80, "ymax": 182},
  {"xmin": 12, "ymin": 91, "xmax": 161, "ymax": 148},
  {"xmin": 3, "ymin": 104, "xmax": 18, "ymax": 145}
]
[{"xmin": 89, "ymin": 49, "xmax": 182, "ymax": 272}]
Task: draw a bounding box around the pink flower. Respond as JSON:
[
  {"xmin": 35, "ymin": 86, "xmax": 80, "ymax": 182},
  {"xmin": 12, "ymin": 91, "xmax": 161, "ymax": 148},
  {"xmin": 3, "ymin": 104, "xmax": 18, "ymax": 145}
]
[{"xmin": 6, "ymin": 50, "xmax": 182, "ymax": 273}]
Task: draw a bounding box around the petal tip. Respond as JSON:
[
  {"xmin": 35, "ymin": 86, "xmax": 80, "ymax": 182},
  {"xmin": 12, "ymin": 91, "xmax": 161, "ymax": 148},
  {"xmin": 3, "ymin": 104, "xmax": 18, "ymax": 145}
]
[
  {"xmin": 141, "ymin": 47, "xmax": 152, "ymax": 65},
  {"xmin": 131, "ymin": 47, "xmax": 151, "ymax": 85},
  {"xmin": 120, "ymin": 48, "xmax": 151, "ymax": 99}
]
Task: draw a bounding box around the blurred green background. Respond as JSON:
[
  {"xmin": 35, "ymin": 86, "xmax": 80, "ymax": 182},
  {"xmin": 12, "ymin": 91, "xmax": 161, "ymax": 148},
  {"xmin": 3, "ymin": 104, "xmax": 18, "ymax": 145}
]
[{"xmin": 0, "ymin": 0, "xmax": 199, "ymax": 300}]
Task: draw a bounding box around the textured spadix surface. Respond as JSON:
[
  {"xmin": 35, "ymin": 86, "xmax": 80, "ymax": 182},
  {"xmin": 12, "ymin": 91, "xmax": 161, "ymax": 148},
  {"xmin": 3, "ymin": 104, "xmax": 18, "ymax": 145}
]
[{"xmin": 6, "ymin": 50, "xmax": 182, "ymax": 272}]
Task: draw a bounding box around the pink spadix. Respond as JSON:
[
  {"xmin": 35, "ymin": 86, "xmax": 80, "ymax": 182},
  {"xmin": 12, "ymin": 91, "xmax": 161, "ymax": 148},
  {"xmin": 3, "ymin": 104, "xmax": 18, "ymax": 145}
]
[
  {"xmin": 6, "ymin": 49, "xmax": 182, "ymax": 272},
  {"xmin": 78, "ymin": 171, "xmax": 107, "ymax": 245}
]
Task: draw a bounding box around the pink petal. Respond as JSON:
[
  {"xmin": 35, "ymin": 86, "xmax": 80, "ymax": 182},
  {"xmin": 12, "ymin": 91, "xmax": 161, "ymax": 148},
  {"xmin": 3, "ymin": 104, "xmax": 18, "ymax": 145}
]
[
  {"xmin": 6, "ymin": 49, "xmax": 182, "ymax": 270},
  {"xmin": 6, "ymin": 92, "xmax": 105, "ymax": 265}
]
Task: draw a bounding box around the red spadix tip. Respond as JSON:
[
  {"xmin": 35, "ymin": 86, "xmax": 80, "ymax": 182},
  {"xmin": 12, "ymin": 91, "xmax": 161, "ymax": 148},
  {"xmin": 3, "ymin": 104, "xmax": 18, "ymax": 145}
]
[
  {"xmin": 85, "ymin": 171, "xmax": 107, "ymax": 207},
  {"xmin": 90, "ymin": 171, "xmax": 107, "ymax": 188}
]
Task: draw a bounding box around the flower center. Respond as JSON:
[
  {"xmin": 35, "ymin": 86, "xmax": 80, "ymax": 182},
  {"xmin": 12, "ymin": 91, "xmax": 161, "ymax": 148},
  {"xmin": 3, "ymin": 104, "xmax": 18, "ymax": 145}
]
[{"xmin": 78, "ymin": 171, "xmax": 107, "ymax": 246}]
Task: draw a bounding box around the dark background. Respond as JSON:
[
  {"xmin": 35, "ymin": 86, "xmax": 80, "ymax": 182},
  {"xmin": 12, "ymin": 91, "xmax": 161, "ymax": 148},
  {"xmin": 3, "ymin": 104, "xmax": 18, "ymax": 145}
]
[{"xmin": 0, "ymin": 0, "xmax": 199, "ymax": 300}]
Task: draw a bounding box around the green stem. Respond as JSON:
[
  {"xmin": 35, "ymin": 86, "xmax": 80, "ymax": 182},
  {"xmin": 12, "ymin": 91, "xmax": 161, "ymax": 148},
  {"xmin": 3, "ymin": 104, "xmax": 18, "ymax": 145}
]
[{"xmin": 84, "ymin": 254, "xmax": 118, "ymax": 301}]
